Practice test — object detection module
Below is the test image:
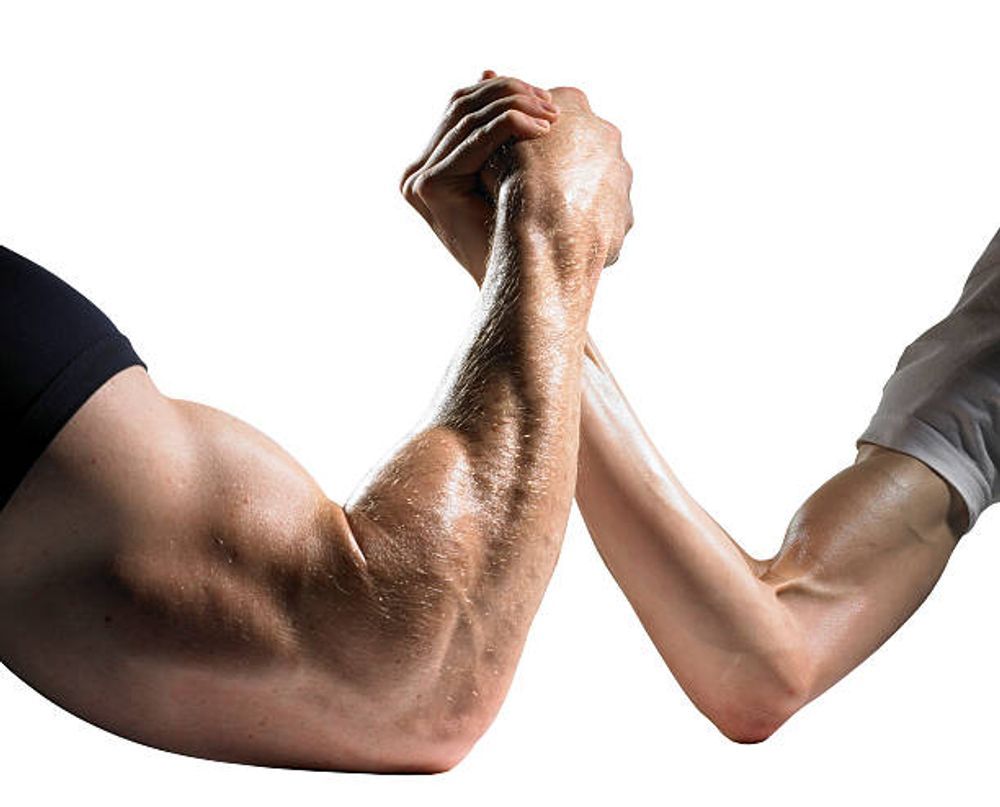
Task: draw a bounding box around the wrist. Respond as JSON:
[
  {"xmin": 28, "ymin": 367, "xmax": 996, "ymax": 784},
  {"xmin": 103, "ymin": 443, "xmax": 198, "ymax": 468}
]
[{"xmin": 493, "ymin": 174, "xmax": 610, "ymax": 275}]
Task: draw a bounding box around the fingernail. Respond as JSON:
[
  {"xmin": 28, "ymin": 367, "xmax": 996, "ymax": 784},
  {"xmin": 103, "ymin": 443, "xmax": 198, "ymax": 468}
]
[
  {"xmin": 532, "ymin": 86, "xmax": 552, "ymax": 101},
  {"xmin": 540, "ymin": 101, "xmax": 559, "ymax": 114},
  {"xmin": 534, "ymin": 118, "xmax": 550, "ymax": 130}
]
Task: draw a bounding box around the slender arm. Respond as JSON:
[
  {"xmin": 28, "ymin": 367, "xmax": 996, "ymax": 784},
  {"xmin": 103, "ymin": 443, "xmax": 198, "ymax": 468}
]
[{"xmin": 575, "ymin": 336, "xmax": 961, "ymax": 742}]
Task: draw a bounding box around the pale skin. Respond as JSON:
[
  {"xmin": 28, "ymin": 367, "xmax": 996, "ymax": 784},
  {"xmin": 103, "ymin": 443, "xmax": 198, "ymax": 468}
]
[
  {"xmin": 0, "ymin": 76, "xmax": 632, "ymax": 772},
  {"xmin": 415, "ymin": 72, "xmax": 970, "ymax": 745},
  {"xmin": 576, "ymin": 342, "xmax": 967, "ymax": 741}
]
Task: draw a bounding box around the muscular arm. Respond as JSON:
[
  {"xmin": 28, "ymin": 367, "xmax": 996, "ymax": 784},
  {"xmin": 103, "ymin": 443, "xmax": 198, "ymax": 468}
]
[
  {"xmin": 0, "ymin": 92, "xmax": 626, "ymax": 772},
  {"xmin": 395, "ymin": 70, "xmax": 960, "ymax": 746},
  {"xmin": 326, "ymin": 199, "xmax": 600, "ymax": 766},
  {"xmin": 575, "ymin": 336, "xmax": 964, "ymax": 742}
]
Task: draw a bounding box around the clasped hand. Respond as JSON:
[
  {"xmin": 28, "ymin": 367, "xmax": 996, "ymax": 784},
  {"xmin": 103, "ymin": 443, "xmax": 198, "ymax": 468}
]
[{"xmin": 401, "ymin": 70, "xmax": 633, "ymax": 286}]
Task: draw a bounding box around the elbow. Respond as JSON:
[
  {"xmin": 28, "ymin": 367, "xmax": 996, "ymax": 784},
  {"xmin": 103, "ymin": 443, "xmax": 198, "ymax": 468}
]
[
  {"xmin": 404, "ymin": 728, "xmax": 481, "ymax": 775},
  {"xmin": 298, "ymin": 691, "xmax": 490, "ymax": 774},
  {"xmin": 360, "ymin": 746, "xmax": 470, "ymax": 777},
  {"xmin": 343, "ymin": 642, "xmax": 503, "ymax": 774},
  {"xmin": 357, "ymin": 700, "xmax": 496, "ymax": 774},
  {"xmin": 702, "ymin": 659, "xmax": 815, "ymax": 745},
  {"xmin": 400, "ymin": 688, "xmax": 503, "ymax": 773},
  {"xmin": 389, "ymin": 709, "xmax": 491, "ymax": 774},
  {"xmin": 710, "ymin": 702, "xmax": 795, "ymax": 745}
]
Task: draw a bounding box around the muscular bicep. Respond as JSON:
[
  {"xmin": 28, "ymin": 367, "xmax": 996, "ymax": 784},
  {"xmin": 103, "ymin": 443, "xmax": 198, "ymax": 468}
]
[
  {"xmin": 762, "ymin": 444, "xmax": 961, "ymax": 698},
  {"xmin": 111, "ymin": 410, "xmax": 490, "ymax": 770},
  {"xmin": 0, "ymin": 384, "xmax": 481, "ymax": 772}
]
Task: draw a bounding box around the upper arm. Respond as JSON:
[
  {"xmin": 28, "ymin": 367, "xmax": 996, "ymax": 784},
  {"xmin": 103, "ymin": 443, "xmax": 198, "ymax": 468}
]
[
  {"xmin": 109, "ymin": 404, "xmax": 485, "ymax": 771},
  {"xmin": 763, "ymin": 444, "xmax": 960, "ymax": 699},
  {"xmin": 0, "ymin": 385, "xmax": 477, "ymax": 772}
]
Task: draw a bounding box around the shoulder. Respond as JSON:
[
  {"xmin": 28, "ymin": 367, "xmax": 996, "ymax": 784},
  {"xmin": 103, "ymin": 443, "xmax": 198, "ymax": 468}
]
[
  {"xmin": 0, "ymin": 365, "xmax": 338, "ymax": 630},
  {"xmin": 27, "ymin": 364, "xmax": 333, "ymax": 537}
]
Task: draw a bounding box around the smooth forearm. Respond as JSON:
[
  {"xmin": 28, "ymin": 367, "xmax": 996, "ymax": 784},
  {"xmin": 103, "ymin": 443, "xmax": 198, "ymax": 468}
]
[
  {"xmin": 576, "ymin": 341, "xmax": 809, "ymax": 738},
  {"xmin": 576, "ymin": 336, "xmax": 960, "ymax": 745}
]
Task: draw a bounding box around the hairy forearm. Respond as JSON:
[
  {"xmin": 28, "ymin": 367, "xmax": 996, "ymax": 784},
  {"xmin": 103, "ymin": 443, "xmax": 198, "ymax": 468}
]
[{"xmin": 340, "ymin": 187, "xmax": 599, "ymax": 754}]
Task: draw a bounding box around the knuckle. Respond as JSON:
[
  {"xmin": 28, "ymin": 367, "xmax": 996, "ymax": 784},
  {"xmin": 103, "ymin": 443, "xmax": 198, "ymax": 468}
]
[
  {"xmin": 503, "ymin": 108, "xmax": 531, "ymax": 133},
  {"xmin": 493, "ymin": 108, "xmax": 519, "ymax": 129},
  {"xmin": 522, "ymin": 91, "xmax": 546, "ymax": 108},
  {"xmin": 476, "ymin": 112, "xmax": 511, "ymax": 144},
  {"xmin": 477, "ymin": 95, "xmax": 513, "ymax": 120},
  {"xmin": 556, "ymin": 85, "xmax": 588, "ymax": 103},
  {"xmin": 400, "ymin": 161, "xmax": 424, "ymax": 195},
  {"xmin": 412, "ymin": 171, "xmax": 437, "ymax": 201},
  {"xmin": 457, "ymin": 110, "xmax": 478, "ymax": 133},
  {"xmin": 402, "ymin": 165, "xmax": 423, "ymax": 198},
  {"xmin": 501, "ymin": 77, "xmax": 526, "ymax": 95},
  {"xmin": 497, "ymin": 93, "xmax": 535, "ymax": 114},
  {"xmin": 445, "ymin": 96, "xmax": 469, "ymax": 121},
  {"xmin": 469, "ymin": 116, "xmax": 492, "ymax": 138}
]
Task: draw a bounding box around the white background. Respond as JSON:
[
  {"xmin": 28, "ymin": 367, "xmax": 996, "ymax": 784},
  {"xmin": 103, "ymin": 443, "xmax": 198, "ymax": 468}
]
[{"xmin": 2, "ymin": 1, "xmax": 999, "ymax": 804}]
